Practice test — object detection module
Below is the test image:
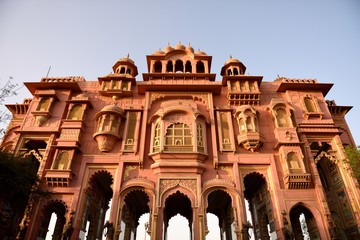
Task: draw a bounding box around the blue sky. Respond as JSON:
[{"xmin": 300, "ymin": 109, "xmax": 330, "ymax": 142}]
[
  {"xmin": 1, "ymin": 1, "xmax": 359, "ymax": 144},
  {"xmin": 0, "ymin": 1, "xmax": 359, "ymax": 239}
]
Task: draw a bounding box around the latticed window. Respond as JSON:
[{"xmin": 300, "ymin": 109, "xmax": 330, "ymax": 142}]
[
  {"xmin": 197, "ymin": 123, "xmax": 204, "ymax": 153},
  {"xmin": 276, "ymin": 108, "xmax": 289, "ymax": 127},
  {"xmin": 304, "ymin": 97, "xmax": 316, "ymax": 112},
  {"xmin": 153, "ymin": 123, "xmax": 161, "ymax": 152},
  {"xmin": 67, "ymin": 104, "xmax": 84, "ymax": 120},
  {"xmin": 125, "ymin": 113, "xmax": 137, "ymax": 151},
  {"xmin": 53, "ymin": 151, "xmax": 70, "ymax": 170},
  {"xmin": 287, "ymin": 152, "xmax": 301, "ymax": 173},
  {"xmin": 37, "ymin": 97, "xmax": 51, "ymax": 111},
  {"xmin": 164, "ymin": 123, "xmax": 192, "ymax": 151}
]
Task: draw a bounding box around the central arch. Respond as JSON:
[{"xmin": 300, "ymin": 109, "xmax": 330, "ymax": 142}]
[
  {"xmin": 206, "ymin": 189, "xmax": 235, "ymax": 240},
  {"xmin": 163, "ymin": 190, "xmax": 192, "ymax": 240}
]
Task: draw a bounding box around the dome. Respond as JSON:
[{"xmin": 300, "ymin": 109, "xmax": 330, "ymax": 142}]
[
  {"xmin": 225, "ymin": 55, "xmax": 241, "ymax": 65},
  {"xmin": 186, "ymin": 43, "xmax": 194, "ymax": 53},
  {"xmin": 152, "ymin": 48, "xmax": 165, "ymax": 55},
  {"xmin": 119, "ymin": 54, "xmax": 135, "ymax": 64},
  {"xmin": 99, "ymin": 104, "xmax": 125, "ymax": 116},
  {"xmin": 195, "ymin": 49, "xmax": 207, "ymax": 55},
  {"xmin": 174, "ymin": 42, "xmax": 186, "ymax": 50},
  {"xmin": 164, "ymin": 43, "xmax": 173, "ymax": 53}
]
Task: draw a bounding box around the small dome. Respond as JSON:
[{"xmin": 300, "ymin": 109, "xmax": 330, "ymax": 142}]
[
  {"xmin": 152, "ymin": 48, "xmax": 165, "ymax": 55},
  {"xmin": 186, "ymin": 43, "xmax": 194, "ymax": 53},
  {"xmin": 174, "ymin": 42, "xmax": 186, "ymax": 50},
  {"xmin": 99, "ymin": 104, "xmax": 125, "ymax": 116},
  {"xmin": 225, "ymin": 55, "xmax": 241, "ymax": 65},
  {"xmin": 119, "ymin": 54, "xmax": 135, "ymax": 64},
  {"xmin": 164, "ymin": 43, "xmax": 173, "ymax": 53},
  {"xmin": 195, "ymin": 49, "xmax": 207, "ymax": 55}
]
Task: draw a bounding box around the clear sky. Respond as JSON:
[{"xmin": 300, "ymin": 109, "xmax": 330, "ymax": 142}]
[{"xmin": 1, "ymin": 1, "xmax": 359, "ymax": 239}]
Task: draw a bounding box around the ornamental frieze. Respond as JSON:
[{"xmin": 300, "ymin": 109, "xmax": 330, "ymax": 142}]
[{"xmin": 159, "ymin": 179, "xmax": 197, "ymax": 196}]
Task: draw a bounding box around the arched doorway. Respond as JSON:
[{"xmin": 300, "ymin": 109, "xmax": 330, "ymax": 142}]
[
  {"xmin": 206, "ymin": 189, "xmax": 235, "ymax": 240},
  {"xmin": 80, "ymin": 170, "xmax": 113, "ymax": 240},
  {"xmin": 37, "ymin": 201, "xmax": 67, "ymax": 240},
  {"xmin": 316, "ymin": 152, "xmax": 360, "ymax": 239},
  {"xmin": 289, "ymin": 204, "xmax": 319, "ymax": 240},
  {"xmin": 244, "ymin": 172, "xmax": 274, "ymax": 240},
  {"xmin": 119, "ymin": 189, "xmax": 150, "ymax": 240},
  {"xmin": 163, "ymin": 190, "xmax": 192, "ymax": 240}
]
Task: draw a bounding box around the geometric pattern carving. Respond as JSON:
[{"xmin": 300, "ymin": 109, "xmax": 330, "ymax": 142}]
[
  {"xmin": 60, "ymin": 129, "xmax": 81, "ymax": 139},
  {"xmin": 159, "ymin": 179, "xmax": 197, "ymax": 196}
]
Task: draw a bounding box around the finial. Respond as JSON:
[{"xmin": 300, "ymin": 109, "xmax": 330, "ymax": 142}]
[
  {"xmin": 126, "ymin": 53, "xmax": 130, "ymax": 59},
  {"xmin": 230, "ymin": 55, "xmax": 233, "ymax": 59},
  {"xmin": 112, "ymin": 95, "xmax": 119, "ymax": 103}
]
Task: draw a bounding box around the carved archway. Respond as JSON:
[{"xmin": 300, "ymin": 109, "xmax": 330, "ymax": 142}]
[
  {"xmin": 119, "ymin": 189, "xmax": 151, "ymax": 240},
  {"xmin": 37, "ymin": 200, "xmax": 68, "ymax": 240},
  {"xmin": 289, "ymin": 203, "xmax": 320, "ymax": 240},
  {"xmin": 81, "ymin": 170, "xmax": 113, "ymax": 240},
  {"xmin": 243, "ymin": 172, "xmax": 273, "ymax": 240}
]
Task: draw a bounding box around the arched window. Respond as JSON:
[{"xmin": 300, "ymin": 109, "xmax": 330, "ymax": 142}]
[
  {"xmin": 275, "ymin": 108, "xmax": 289, "ymax": 127},
  {"xmin": 103, "ymin": 115, "xmax": 111, "ymax": 131},
  {"xmin": 197, "ymin": 123, "xmax": 204, "ymax": 153},
  {"xmin": 233, "ymin": 68, "xmax": 239, "ymax": 75},
  {"xmin": 227, "ymin": 69, "xmax": 232, "ymax": 76},
  {"xmin": 111, "ymin": 116, "xmax": 120, "ymax": 132},
  {"xmin": 37, "ymin": 98, "xmax": 51, "ymax": 111},
  {"xmin": 287, "ymin": 152, "xmax": 300, "ymax": 172},
  {"xmin": 185, "ymin": 61, "xmax": 192, "ymax": 73},
  {"xmin": 196, "ymin": 61, "xmax": 205, "ymax": 73},
  {"xmin": 121, "ymin": 81, "xmax": 129, "ymax": 91},
  {"xmin": 304, "ymin": 97, "xmax": 316, "ymax": 112},
  {"xmin": 165, "ymin": 123, "xmax": 192, "ymax": 151},
  {"xmin": 153, "ymin": 123, "xmax": 161, "ymax": 152},
  {"xmin": 67, "ymin": 104, "xmax": 83, "ymax": 120},
  {"xmin": 53, "ymin": 151, "xmax": 70, "ymax": 170},
  {"xmin": 120, "ymin": 67, "xmax": 126, "ymax": 74},
  {"xmin": 126, "ymin": 68, "xmax": 131, "ymax": 75},
  {"xmin": 124, "ymin": 113, "xmax": 137, "ymax": 151},
  {"xmin": 154, "ymin": 61, "xmax": 162, "ymax": 73},
  {"xmin": 166, "ymin": 61, "xmax": 173, "ymax": 73},
  {"xmin": 175, "ymin": 60, "xmax": 184, "ymax": 73},
  {"xmin": 246, "ymin": 117, "xmax": 253, "ymax": 131}
]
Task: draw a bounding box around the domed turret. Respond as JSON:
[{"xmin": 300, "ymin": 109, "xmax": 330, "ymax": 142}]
[
  {"xmin": 152, "ymin": 48, "xmax": 165, "ymax": 55},
  {"xmin": 93, "ymin": 104, "xmax": 125, "ymax": 152},
  {"xmin": 186, "ymin": 43, "xmax": 194, "ymax": 53},
  {"xmin": 164, "ymin": 43, "xmax": 173, "ymax": 53},
  {"xmin": 195, "ymin": 49, "xmax": 207, "ymax": 55},
  {"xmin": 112, "ymin": 54, "xmax": 138, "ymax": 77},
  {"xmin": 221, "ymin": 55, "xmax": 246, "ymax": 76},
  {"xmin": 174, "ymin": 42, "xmax": 186, "ymax": 50}
]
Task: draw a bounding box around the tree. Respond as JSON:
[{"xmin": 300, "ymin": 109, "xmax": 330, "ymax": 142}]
[
  {"xmin": 345, "ymin": 145, "xmax": 360, "ymax": 183},
  {"xmin": 0, "ymin": 150, "xmax": 42, "ymax": 239},
  {"xmin": 0, "ymin": 76, "xmax": 21, "ymax": 137}
]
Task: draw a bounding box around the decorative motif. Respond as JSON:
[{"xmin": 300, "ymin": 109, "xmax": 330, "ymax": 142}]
[
  {"xmin": 60, "ymin": 129, "xmax": 81, "ymax": 139},
  {"xmin": 123, "ymin": 165, "xmax": 138, "ymax": 181},
  {"xmin": 94, "ymin": 135, "xmax": 118, "ymax": 152},
  {"xmin": 35, "ymin": 115, "xmax": 48, "ymax": 126},
  {"xmin": 219, "ymin": 166, "xmax": 233, "ymax": 179},
  {"xmin": 149, "ymin": 92, "xmax": 208, "ymax": 109},
  {"xmin": 314, "ymin": 151, "xmax": 338, "ymax": 164},
  {"xmin": 159, "ymin": 179, "xmax": 197, "ymax": 196}
]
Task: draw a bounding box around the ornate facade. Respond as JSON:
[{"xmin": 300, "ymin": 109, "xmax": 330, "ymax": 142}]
[{"xmin": 1, "ymin": 43, "xmax": 360, "ymax": 239}]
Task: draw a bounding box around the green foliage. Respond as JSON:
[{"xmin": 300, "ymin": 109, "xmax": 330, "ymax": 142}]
[
  {"xmin": 345, "ymin": 145, "xmax": 360, "ymax": 183},
  {"xmin": 0, "ymin": 150, "xmax": 39, "ymax": 205}
]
